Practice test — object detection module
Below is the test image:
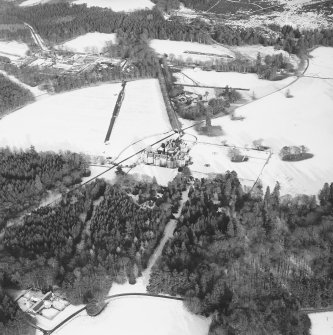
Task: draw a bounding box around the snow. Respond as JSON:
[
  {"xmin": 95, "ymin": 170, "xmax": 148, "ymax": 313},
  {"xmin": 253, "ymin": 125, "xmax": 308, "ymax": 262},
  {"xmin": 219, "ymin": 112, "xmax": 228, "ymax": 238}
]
[
  {"xmin": 129, "ymin": 164, "xmax": 179, "ymax": 186},
  {"xmin": 0, "ymin": 83, "xmax": 122, "ymax": 155},
  {"xmin": 54, "ymin": 294, "xmax": 210, "ymax": 335},
  {"xmin": 72, "ymin": 0, "xmax": 155, "ymax": 12},
  {"xmin": 150, "ymin": 39, "xmax": 234, "ymax": 62},
  {"xmin": 230, "ymin": 45, "xmax": 300, "ymax": 68},
  {"xmin": 225, "ymin": 9, "xmax": 332, "ymax": 30},
  {"xmin": 19, "ymin": 0, "xmax": 52, "ymax": 6},
  {"xmin": 105, "ymin": 79, "xmax": 173, "ymax": 160},
  {"xmin": 187, "ymin": 141, "xmax": 269, "ymax": 190},
  {"xmin": 0, "ymin": 40, "xmax": 29, "ymax": 59},
  {"xmin": 185, "ymin": 47, "xmax": 333, "ymax": 197},
  {"xmin": 176, "ymin": 68, "xmax": 295, "ymax": 101},
  {"xmin": 309, "ymin": 312, "xmax": 333, "ymax": 335},
  {"xmin": 0, "ymin": 79, "xmax": 172, "ymax": 166},
  {"xmin": 56, "ymin": 33, "xmax": 117, "ymax": 54},
  {"xmin": 36, "ymin": 304, "xmax": 85, "ymax": 331}
]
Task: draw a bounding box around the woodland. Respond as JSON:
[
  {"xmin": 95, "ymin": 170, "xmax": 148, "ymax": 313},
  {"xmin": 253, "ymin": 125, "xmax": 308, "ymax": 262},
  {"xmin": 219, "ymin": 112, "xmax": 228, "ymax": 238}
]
[
  {"xmin": 0, "ymin": 74, "xmax": 34, "ymax": 116},
  {"xmin": 0, "ymin": 2, "xmax": 333, "ymax": 334},
  {"xmin": 0, "ymin": 151, "xmax": 188, "ymax": 332},
  {"xmin": 1, "ymin": 149, "xmax": 333, "ymax": 335},
  {"xmin": 0, "ymin": 147, "xmax": 90, "ymax": 231},
  {"xmin": 148, "ymin": 174, "xmax": 333, "ymax": 335}
]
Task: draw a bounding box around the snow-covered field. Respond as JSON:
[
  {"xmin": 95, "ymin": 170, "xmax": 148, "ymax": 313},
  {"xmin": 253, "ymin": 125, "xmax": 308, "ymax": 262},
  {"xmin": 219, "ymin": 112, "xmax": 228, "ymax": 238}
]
[
  {"xmin": 0, "ymin": 79, "xmax": 171, "ymax": 164},
  {"xmin": 150, "ymin": 39, "xmax": 234, "ymax": 62},
  {"xmin": 54, "ymin": 295, "xmax": 209, "ymax": 335},
  {"xmin": 0, "ymin": 83, "xmax": 122, "ymax": 154},
  {"xmin": 72, "ymin": 0, "xmax": 154, "ymax": 11},
  {"xmin": 105, "ymin": 79, "xmax": 173, "ymax": 160},
  {"xmin": 129, "ymin": 164, "xmax": 179, "ymax": 186},
  {"xmin": 185, "ymin": 47, "xmax": 333, "ymax": 197},
  {"xmin": 0, "ymin": 40, "xmax": 29, "ymax": 60},
  {"xmin": 56, "ymin": 33, "xmax": 117, "ymax": 54},
  {"xmin": 310, "ymin": 312, "xmax": 333, "ymax": 335},
  {"xmin": 176, "ymin": 68, "xmax": 295, "ymax": 101}
]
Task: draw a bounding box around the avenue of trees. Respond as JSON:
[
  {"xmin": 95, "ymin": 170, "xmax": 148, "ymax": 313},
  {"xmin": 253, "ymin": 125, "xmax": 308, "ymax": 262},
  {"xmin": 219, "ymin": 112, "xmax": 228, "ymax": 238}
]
[
  {"xmin": 0, "ymin": 74, "xmax": 34, "ymax": 116},
  {"xmin": 148, "ymin": 173, "xmax": 333, "ymax": 335}
]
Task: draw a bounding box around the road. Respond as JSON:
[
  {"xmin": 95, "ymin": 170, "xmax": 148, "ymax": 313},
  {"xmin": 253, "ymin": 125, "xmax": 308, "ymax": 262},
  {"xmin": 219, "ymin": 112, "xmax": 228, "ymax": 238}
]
[{"xmin": 104, "ymin": 81, "xmax": 126, "ymax": 143}]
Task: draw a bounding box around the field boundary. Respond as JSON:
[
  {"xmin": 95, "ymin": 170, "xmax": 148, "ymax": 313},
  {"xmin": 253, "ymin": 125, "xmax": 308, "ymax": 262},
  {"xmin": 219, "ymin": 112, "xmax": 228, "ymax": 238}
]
[{"xmin": 157, "ymin": 62, "xmax": 182, "ymax": 132}]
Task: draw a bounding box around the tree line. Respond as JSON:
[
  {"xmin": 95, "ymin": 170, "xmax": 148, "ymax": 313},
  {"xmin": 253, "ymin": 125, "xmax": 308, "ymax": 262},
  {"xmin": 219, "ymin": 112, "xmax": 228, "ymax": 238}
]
[{"xmin": 212, "ymin": 24, "xmax": 333, "ymax": 56}]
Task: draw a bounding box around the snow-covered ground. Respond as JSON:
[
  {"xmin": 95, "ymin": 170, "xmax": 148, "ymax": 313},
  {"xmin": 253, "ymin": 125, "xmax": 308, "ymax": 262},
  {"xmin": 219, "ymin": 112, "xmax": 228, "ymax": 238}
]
[
  {"xmin": 105, "ymin": 79, "xmax": 173, "ymax": 160},
  {"xmin": 185, "ymin": 47, "xmax": 333, "ymax": 197},
  {"xmin": 19, "ymin": 0, "xmax": 52, "ymax": 6},
  {"xmin": 0, "ymin": 83, "xmax": 122, "ymax": 154},
  {"xmin": 225, "ymin": 8, "xmax": 332, "ymax": 30},
  {"xmin": 230, "ymin": 45, "xmax": 300, "ymax": 68},
  {"xmin": 54, "ymin": 286, "xmax": 209, "ymax": 335},
  {"xmin": 310, "ymin": 312, "xmax": 333, "ymax": 335},
  {"xmin": 176, "ymin": 68, "xmax": 295, "ymax": 101},
  {"xmin": 72, "ymin": 0, "xmax": 155, "ymax": 11},
  {"xmin": 0, "ymin": 40, "xmax": 29, "ymax": 60},
  {"xmin": 0, "ymin": 79, "xmax": 171, "ymax": 164},
  {"xmin": 56, "ymin": 33, "xmax": 117, "ymax": 54},
  {"xmin": 129, "ymin": 164, "xmax": 179, "ymax": 186},
  {"xmin": 150, "ymin": 39, "xmax": 234, "ymax": 62}
]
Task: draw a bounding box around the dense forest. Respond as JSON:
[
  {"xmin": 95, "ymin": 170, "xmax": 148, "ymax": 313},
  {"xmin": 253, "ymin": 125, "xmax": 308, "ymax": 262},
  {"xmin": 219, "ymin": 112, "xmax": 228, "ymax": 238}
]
[
  {"xmin": 6, "ymin": 4, "xmax": 210, "ymax": 44},
  {"xmin": 0, "ymin": 159, "xmax": 188, "ymax": 330},
  {"xmin": 0, "ymin": 147, "xmax": 89, "ymax": 230},
  {"xmin": 7, "ymin": 2, "xmax": 332, "ymax": 55},
  {"xmin": 148, "ymin": 174, "xmax": 333, "ymax": 335},
  {"xmin": 1, "ymin": 148, "xmax": 333, "ymax": 334},
  {"xmin": 0, "ymin": 148, "xmax": 90, "ymax": 333},
  {"xmin": 0, "ymin": 74, "xmax": 34, "ymax": 116}
]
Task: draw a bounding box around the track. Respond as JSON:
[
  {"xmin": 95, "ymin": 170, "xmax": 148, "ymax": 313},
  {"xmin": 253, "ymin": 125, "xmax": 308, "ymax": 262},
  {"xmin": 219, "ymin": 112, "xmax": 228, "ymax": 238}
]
[
  {"xmin": 24, "ymin": 23, "xmax": 48, "ymax": 52},
  {"xmin": 104, "ymin": 81, "xmax": 126, "ymax": 143},
  {"xmin": 175, "ymin": 83, "xmax": 250, "ymax": 91},
  {"xmin": 301, "ymin": 306, "xmax": 333, "ymax": 314}
]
